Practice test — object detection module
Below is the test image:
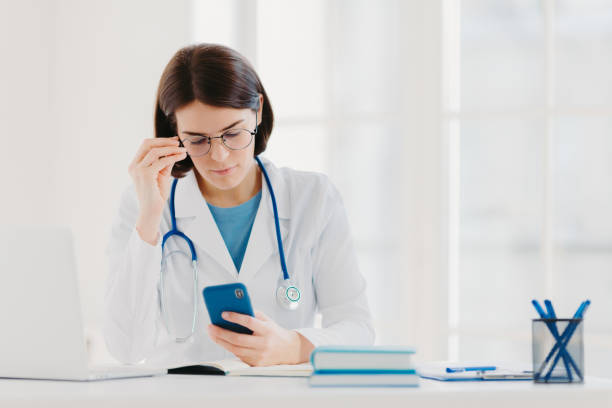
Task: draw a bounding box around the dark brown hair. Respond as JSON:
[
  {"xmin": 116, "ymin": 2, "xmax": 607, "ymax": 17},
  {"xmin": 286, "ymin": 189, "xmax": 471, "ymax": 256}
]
[{"xmin": 154, "ymin": 44, "xmax": 274, "ymax": 178}]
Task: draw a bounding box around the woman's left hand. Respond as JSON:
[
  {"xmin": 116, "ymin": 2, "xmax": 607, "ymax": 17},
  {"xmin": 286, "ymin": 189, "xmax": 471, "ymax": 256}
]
[{"xmin": 207, "ymin": 310, "xmax": 314, "ymax": 366}]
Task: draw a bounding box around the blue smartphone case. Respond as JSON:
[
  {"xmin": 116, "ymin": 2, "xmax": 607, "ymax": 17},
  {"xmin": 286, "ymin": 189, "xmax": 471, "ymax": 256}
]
[{"xmin": 202, "ymin": 283, "xmax": 255, "ymax": 335}]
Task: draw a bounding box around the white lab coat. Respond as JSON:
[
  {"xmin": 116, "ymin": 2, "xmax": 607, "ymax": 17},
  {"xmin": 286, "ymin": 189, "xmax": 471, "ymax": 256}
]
[{"xmin": 104, "ymin": 157, "xmax": 374, "ymax": 366}]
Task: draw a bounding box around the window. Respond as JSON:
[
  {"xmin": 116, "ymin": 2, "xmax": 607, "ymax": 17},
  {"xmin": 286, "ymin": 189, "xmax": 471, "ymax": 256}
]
[
  {"xmin": 446, "ymin": 0, "xmax": 612, "ymax": 375},
  {"xmin": 192, "ymin": 0, "xmax": 612, "ymax": 375}
]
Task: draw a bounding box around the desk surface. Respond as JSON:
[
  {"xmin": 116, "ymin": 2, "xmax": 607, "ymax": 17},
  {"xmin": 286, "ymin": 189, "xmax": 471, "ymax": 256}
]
[{"xmin": 2, "ymin": 375, "xmax": 612, "ymax": 408}]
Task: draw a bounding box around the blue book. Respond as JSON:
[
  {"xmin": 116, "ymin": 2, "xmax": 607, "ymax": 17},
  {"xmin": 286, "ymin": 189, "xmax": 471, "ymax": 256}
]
[{"xmin": 311, "ymin": 345, "xmax": 416, "ymax": 372}]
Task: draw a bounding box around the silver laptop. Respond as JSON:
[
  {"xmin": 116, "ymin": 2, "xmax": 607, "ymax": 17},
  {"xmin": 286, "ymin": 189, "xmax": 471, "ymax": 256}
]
[{"xmin": 0, "ymin": 225, "xmax": 165, "ymax": 381}]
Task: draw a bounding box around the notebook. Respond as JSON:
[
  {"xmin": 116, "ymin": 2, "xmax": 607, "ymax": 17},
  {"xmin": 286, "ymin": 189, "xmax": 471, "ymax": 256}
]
[{"xmin": 168, "ymin": 359, "xmax": 313, "ymax": 377}]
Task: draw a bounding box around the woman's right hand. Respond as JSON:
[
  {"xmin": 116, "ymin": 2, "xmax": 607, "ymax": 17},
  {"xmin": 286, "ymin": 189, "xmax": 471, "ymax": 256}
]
[{"xmin": 128, "ymin": 136, "xmax": 187, "ymax": 245}]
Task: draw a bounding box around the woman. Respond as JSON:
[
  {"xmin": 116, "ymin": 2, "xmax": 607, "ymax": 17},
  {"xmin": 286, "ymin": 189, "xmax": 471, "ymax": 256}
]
[{"xmin": 104, "ymin": 44, "xmax": 374, "ymax": 367}]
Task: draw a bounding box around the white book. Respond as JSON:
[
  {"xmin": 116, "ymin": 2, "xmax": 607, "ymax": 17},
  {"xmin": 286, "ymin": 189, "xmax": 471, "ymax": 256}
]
[
  {"xmin": 168, "ymin": 359, "xmax": 313, "ymax": 377},
  {"xmin": 309, "ymin": 373, "xmax": 419, "ymax": 387},
  {"xmin": 311, "ymin": 346, "xmax": 416, "ymax": 371}
]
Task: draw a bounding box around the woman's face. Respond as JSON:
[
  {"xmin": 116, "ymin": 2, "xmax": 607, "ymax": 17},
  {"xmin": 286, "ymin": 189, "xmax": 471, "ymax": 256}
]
[{"xmin": 174, "ymin": 98, "xmax": 263, "ymax": 193}]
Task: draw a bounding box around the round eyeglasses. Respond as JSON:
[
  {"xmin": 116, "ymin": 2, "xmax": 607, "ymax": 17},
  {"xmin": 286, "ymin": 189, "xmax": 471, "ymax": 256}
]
[{"xmin": 179, "ymin": 112, "xmax": 258, "ymax": 158}]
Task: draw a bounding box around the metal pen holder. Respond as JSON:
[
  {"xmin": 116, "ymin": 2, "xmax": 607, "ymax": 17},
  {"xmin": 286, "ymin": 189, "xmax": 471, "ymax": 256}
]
[{"xmin": 532, "ymin": 318, "xmax": 584, "ymax": 383}]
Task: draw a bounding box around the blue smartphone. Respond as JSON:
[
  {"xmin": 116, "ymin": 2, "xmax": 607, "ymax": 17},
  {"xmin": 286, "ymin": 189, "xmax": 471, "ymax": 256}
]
[{"xmin": 202, "ymin": 283, "xmax": 255, "ymax": 335}]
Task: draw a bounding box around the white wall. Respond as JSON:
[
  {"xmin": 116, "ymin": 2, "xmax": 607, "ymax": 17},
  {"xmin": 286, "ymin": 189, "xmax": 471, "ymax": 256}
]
[
  {"xmin": 0, "ymin": 0, "xmax": 55, "ymax": 224},
  {"xmin": 6, "ymin": 0, "xmax": 608, "ymax": 374},
  {"xmin": 0, "ymin": 0, "xmax": 451, "ymax": 364},
  {"xmin": 1, "ymin": 0, "xmax": 192, "ymax": 362}
]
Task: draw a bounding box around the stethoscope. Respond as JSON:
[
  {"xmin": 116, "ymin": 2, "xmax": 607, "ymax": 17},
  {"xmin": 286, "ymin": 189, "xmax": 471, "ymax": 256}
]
[{"xmin": 160, "ymin": 156, "xmax": 301, "ymax": 342}]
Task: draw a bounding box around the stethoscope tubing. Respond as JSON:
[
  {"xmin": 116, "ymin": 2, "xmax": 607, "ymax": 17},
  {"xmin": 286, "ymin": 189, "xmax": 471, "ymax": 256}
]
[
  {"xmin": 159, "ymin": 156, "xmax": 295, "ymax": 341},
  {"xmin": 254, "ymin": 156, "xmax": 290, "ymax": 281}
]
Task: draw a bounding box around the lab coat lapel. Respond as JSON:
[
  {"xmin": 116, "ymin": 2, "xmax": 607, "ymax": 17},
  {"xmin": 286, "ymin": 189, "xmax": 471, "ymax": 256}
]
[
  {"xmin": 173, "ymin": 171, "xmax": 238, "ymax": 279},
  {"xmin": 238, "ymin": 158, "xmax": 290, "ymax": 284}
]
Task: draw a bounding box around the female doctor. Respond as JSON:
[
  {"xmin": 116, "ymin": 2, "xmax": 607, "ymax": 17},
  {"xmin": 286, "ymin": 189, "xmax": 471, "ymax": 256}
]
[{"xmin": 104, "ymin": 44, "xmax": 374, "ymax": 367}]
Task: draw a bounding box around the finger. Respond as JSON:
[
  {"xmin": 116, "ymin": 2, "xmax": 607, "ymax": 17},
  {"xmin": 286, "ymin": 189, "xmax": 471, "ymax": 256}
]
[
  {"xmin": 139, "ymin": 147, "xmax": 186, "ymax": 170},
  {"xmin": 130, "ymin": 137, "xmax": 180, "ymax": 168},
  {"xmin": 212, "ymin": 336, "xmax": 258, "ymax": 363},
  {"xmin": 140, "ymin": 146, "xmax": 187, "ymax": 168},
  {"xmin": 222, "ymin": 312, "xmax": 268, "ymax": 334},
  {"xmin": 159, "ymin": 163, "xmax": 172, "ymax": 177},
  {"xmin": 254, "ymin": 310, "xmax": 271, "ymax": 322},
  {"xmin": 130, "ymin": 136, "xmax": 179, "ymax": 167},
  {"xmin": 159, "ymin": 161, "xmax": 176, "ymax": 178},
  {"xmin": 208, "ymin": 324, "xmax": 262, "ymax": 349},
  {"xmin": 210, "ymin": 333, "xmax": 242, "ymax": 355},
  {"xmin": 150, "ymin": 152, "xmax": 187, "ymax": 174}
]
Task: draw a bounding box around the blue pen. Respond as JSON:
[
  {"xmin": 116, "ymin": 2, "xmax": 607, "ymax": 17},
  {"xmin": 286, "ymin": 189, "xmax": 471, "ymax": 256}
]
[
  {"xmin": 543, "ymin": 299, "xmax": 555, "ymax": 319},
  {"xmin": 543, "ymin": 300, "xmax": 590, "ymax": 382},
  {"xmin": 539, "ymin": 301, "xmax": 585, "ymax": 364},
  {"xmin": 543, "ymin": 299, "xmax": 573, "ymax": 381},
  {"xmin": 532, "ymin": 300, "xmax": 547, "ymax": 318},
  {"xmin": 532, "ymin": 300, "xmax": 580, "ymax": 381},
  {"xmin": 543, "ymin": 302, "xmax": 586, "ymax": 381},
  {"xmin": 446, "ymin": 366, "xmax": 496, "ymax": 373}
]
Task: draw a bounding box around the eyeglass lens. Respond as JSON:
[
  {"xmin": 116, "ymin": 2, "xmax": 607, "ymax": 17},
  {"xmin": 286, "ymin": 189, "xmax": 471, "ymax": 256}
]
[{"xmin": 182, "ymin": 129, "xmax": 253, "ymax": 157}]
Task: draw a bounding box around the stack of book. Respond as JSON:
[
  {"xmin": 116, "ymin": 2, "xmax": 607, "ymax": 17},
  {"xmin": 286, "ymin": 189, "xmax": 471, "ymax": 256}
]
[{"xmin": 309, "ymin": 345, "xmax": 418, "ymax": 387}]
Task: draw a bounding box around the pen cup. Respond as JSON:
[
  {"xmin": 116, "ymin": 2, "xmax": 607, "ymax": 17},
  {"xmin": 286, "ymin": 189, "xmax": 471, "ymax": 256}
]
[{"xmin": 532, "ymin": 318, "xmax": 584, "ymax": 383}]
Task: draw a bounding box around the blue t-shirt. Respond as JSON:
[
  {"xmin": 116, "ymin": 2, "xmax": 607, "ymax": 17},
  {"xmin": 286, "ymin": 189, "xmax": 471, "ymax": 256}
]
[{"xmin": 207, "ymin": 191, "xmax": 262, "ymax": 273}]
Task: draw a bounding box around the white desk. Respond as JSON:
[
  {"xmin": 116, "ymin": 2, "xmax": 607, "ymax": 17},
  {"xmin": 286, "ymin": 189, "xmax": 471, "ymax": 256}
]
[{"xmin": 1, "ymin": 375, "xmax": 611, "ymax": 408}]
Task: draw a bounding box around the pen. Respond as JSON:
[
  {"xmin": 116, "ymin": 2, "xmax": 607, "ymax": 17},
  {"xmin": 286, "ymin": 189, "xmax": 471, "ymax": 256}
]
[
  {"xmin": 544, "ymin": 299, "xmax": 573, "ymax": 381},
  {"xmin": 543, "ymin": 300, "xmax": 590, "ymax": 381},
  {"xmin": 532, "ymin": 300, "xmax": 547, "ymax": 318},
  {"xmin": 540, "ymin": 300, "xmax": 589, "ymax": 363},
  {"xmin": 446, "ymin": 366, "xmax": 496, "ymax": 373},
  {"xmin": 543, "ymin": 299, "xmax": 556, "ymax": 319},
  {"xmin": 532, "ymin": 299, "xmax": 582, "ymax": 381}
]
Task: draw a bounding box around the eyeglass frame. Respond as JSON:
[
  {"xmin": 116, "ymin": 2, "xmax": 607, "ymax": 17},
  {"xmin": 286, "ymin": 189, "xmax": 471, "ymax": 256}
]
[{"xmin": 178, "ymin": 110, "xmax": 259, "ymax": 157}]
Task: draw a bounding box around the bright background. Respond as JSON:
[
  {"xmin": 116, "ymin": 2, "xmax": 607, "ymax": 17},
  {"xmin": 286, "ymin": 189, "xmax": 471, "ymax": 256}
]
[{"xmin": 1, "ymin": 0, "xmax": 611, "ymax": 376}]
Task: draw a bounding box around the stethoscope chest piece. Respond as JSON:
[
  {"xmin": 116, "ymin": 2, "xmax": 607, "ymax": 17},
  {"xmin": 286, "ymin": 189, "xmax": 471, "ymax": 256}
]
[{"xmin": 276, "ymin": 278, "xmax": 301, "ymax": 310}]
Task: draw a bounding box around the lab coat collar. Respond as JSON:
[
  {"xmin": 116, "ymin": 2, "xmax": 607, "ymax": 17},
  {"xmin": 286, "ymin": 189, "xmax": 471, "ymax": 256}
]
[
  {"xmin": 171, "ymin": 157, "xmax": 290, "ymax": 280},
  {"xmin": 173, "ymin": 157, "xmax": 290, "ymax": 220}
]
